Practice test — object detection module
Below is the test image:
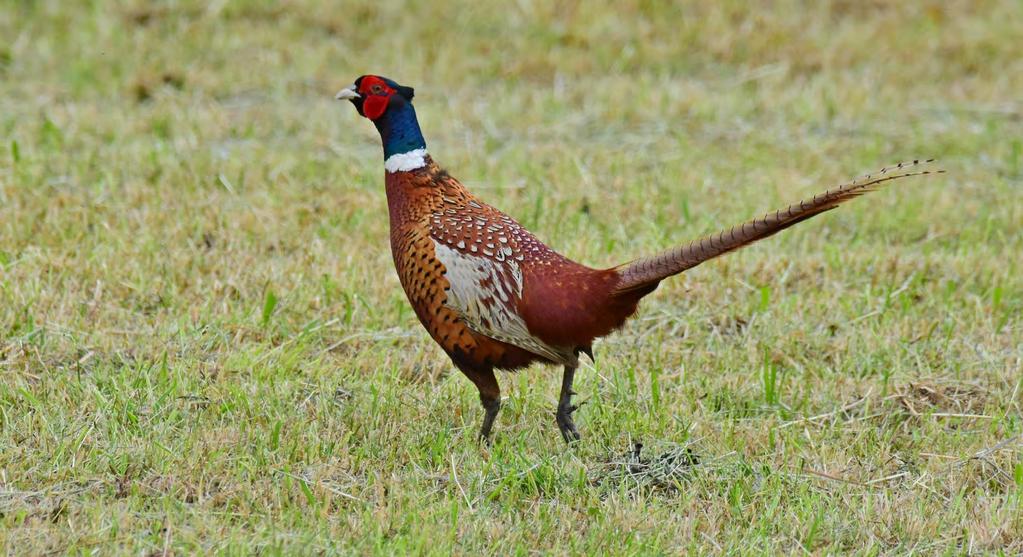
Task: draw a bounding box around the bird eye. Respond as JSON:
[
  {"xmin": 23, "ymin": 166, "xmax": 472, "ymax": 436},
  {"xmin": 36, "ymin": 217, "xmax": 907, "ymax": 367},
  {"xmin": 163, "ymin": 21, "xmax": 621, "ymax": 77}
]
[{"xmin": 371, "ymin": 84, "xmax": 384, "ymax": 94}]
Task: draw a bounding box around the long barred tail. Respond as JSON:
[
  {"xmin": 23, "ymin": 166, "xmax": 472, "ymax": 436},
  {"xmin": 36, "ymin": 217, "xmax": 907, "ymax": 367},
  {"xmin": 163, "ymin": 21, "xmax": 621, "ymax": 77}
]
[{"xmin": 611, "ymin": 160, "xmax": 944, "ymax": 295}]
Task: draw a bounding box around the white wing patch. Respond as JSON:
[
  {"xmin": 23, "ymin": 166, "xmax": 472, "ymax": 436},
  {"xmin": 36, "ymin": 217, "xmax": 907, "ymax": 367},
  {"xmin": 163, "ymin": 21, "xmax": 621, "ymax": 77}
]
[{"xmin": 433, "ymin": 240, "xmax": 575, "ymax": 365}]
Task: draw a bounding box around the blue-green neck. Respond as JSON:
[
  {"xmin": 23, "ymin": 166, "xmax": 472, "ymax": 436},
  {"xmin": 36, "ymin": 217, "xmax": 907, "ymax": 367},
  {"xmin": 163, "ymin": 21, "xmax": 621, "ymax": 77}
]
[{"xmin": 374, "ymin": 103, "xmax": 426, "ymax": 159}]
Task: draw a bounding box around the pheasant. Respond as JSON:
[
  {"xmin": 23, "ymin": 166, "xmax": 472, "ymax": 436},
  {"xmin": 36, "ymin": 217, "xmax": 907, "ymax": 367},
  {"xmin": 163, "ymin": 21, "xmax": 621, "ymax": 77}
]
[{"xmin": 335, "ymin": 74, "xmax": 940, "ymax": 443}]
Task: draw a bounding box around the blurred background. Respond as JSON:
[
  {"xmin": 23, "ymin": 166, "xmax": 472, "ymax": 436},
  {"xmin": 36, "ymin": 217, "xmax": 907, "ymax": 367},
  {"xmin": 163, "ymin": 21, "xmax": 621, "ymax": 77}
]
[{"xmin": 1, "ymin": 1, "xmax": 1021, "ymax": 554}]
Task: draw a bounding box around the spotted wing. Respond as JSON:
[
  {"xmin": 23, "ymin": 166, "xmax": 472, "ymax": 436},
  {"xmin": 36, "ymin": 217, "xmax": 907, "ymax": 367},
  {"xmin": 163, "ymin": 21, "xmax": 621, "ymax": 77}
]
[{"xmin": 431, "ymin": 239, "xmax": 574, "ymax": 365}]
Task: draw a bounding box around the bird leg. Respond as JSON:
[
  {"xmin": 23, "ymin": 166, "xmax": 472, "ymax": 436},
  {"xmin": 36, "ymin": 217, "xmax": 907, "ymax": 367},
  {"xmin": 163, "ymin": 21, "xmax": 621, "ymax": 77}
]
[
  {"xmin": 462, "ymin": 366, "xmax": 502, "ymax": 443},
  {"xmin": 478, "ymin": 395, "xmax": 501, "ymax": 443},
  {"xmin": 556, "ymin": 364, "xmax": 581, "ymax": 443}
]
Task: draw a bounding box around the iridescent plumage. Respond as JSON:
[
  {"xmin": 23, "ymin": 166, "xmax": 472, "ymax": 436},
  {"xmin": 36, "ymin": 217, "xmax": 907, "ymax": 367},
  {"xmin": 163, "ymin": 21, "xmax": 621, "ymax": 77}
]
[{"xmin": 337, "ymin": 74, "xmax": 942, "ymax": 442}]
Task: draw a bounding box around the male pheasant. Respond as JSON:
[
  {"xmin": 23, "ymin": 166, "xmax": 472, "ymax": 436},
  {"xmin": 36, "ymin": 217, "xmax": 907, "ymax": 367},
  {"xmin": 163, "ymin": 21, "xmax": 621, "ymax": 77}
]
[{"xmin": 335, "ymin": 75, "xmax": 940, "ymax": 443}]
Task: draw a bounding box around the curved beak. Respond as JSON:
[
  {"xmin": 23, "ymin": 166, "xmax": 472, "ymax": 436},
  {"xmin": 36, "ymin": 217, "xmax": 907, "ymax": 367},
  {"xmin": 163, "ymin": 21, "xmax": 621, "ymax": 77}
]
[{"xmin": 335, "ymin": 84, "xmax": 360, "ymax": 101}]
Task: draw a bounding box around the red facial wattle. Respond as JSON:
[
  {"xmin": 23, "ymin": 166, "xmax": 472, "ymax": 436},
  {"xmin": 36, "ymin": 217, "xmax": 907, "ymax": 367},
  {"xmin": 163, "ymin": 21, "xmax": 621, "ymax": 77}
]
[
  {"xmin": 358, "ymin": 75, "xmax": 396, "ymax": 120},
  {"xmin": 362, "ymin": 94, "xmax": 389, "ymax": 119}
]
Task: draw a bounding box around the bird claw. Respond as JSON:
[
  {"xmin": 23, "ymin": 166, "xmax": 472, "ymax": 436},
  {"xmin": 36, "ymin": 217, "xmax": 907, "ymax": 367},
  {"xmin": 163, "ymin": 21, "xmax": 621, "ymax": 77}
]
[
  {"xmin": 562, "ymin": 399, "xmax": 587, "ymax": 416},
  {"xmin": 556, "ymin": 401, "xmax": 584, "ymax": 443},
  {"xmin": 557, "ymin": 414, "xmax": 581, "ymax": 443},
  {"xmin": 560, "ymin": 427, "xmax": 581, "ymax": 443},
  {"xmin": 477, "ymin": 429, "xmax": 493, "ymax": 445}
]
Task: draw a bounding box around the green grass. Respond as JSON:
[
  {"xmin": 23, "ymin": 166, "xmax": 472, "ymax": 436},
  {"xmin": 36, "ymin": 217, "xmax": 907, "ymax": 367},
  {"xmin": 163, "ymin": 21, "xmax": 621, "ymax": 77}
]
[{"xmin": 2, "ymin": 0, "xmax": 1022, "ymax": 554}]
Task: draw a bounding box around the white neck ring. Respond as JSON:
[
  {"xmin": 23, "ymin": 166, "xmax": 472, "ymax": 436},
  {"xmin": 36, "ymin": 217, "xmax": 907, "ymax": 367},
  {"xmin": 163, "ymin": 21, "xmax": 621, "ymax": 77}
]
[{"xmin": 384, "ymin": 148, "xmax": 428, "ymax": 173}]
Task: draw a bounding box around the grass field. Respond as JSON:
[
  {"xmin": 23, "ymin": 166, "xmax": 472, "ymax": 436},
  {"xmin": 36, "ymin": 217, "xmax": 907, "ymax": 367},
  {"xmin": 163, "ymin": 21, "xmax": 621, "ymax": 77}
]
[{"xmin": 2, "ymin": 0, "xmax": 1022, "ymax": 554}]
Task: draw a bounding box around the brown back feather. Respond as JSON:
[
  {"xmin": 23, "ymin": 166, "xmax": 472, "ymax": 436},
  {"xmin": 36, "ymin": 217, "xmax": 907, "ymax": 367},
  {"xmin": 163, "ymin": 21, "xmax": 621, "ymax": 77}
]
[{"xmin": 612, "ymin": 160, "xmax": 944, "ymax": 295}]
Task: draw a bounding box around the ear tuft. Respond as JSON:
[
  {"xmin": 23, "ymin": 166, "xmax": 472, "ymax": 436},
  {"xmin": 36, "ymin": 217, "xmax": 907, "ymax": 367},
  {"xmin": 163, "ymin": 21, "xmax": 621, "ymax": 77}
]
[{"xmin": 398, "ymin": 85, "xmax": 415, "ymax": 101}]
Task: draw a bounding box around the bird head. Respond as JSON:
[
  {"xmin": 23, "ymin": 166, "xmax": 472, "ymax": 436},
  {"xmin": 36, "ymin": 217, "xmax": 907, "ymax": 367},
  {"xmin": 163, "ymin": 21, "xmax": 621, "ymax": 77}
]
[{"xmin": 335, "ymin": 75, "xmax": 415, "ymax": 120}]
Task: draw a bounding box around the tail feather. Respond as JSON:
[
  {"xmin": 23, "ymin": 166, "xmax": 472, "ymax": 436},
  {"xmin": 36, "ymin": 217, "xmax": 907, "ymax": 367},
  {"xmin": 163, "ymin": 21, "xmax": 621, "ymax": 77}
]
[{"xmin": 611, "ymin": 160, "xmax": 944, "ymax": 295}]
